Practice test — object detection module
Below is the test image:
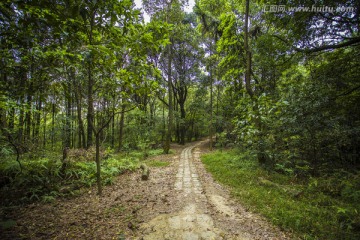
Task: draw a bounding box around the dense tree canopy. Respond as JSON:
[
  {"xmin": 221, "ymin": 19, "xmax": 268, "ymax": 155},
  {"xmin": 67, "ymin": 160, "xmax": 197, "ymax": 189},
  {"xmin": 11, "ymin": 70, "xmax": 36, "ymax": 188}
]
[{"xmin": 1, "ymin": 1, "xmax": 359, "ymax": 236}]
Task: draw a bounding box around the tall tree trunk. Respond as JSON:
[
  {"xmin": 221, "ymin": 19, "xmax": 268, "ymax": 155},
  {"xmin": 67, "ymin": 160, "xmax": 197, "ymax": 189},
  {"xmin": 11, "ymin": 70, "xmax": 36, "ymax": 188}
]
[
  {"xmin": 18, "ymin": 98, "xmax": 24, "ymax": 145},
  {"xmin": 74, "ymin": 80, "xmax": 86, "ymax": 148},
  {"xmin": 64, "ymin": 80, "xmax": 71, "ymax": 149},
  {"xmin": 86, "ymin": 11, "xmax": 95, "ymax": 149},
  {"xmin": 209, "ymin": 68, "xmax": 213, "ymax": 150},
  {"xmin": 43, "ymin": 110, "xmax": 46, "ymax": 148},
  {"xmin": 118, "ymin": 104, "xmax": 126, "ymax": 151},
  {"xmin": 174, "ymin": 99, "xmax": 179, "ymax": 143},
  {"xmin": 244, "ymin": 0, "xmax": 265, "ymax": 165},
  {"xmin": 51, "ymin": 101, "xmax": 55, "ymax": 149},
  {"xmin": 179, "ymin": 104, "xmax": 186, "ymax": 145},
  {"xmin": 111, "ymin": 113, "xmax": 115, "ymax": 149},
  {"xmin": 95, "ymin": 133, "xmax": 102, "ymax": 195},
  {"xmin": 91, "ymin": 112, "xmax": 117, "ymax": 196},
  {"xmin": 24, "ymin": 83, "xmax": 32, "ymax": 143},
  {"xmin": 244, "ymin": 0, "xmax": 253, "ymax": 98},
  {"xmin": 163, "ymin": 1, "xmax": 173, "ymax": 154},
  {"xmin": 164, "ymin": 44, "xmax": 173, "ymax": 154},
  {"xmin": 209, "ymin": 41, "xmax": 214, "ymax": 151},
  {"xmin": 72, "ymin": 94, "xmax": 75, "ymax": 148},
  {"xmin": 0, "ymin": 107, "xmax": 6, "ymax": 132},
  {"xmin": 189, "ymin": 115, "xmax": 195, "ymax": 142},
  {"xmin": 17, "ymin": 72, "xmax": 26, "ymax": 145},
  {"xmin": 149, "ymin": 99, "xmax": 156, "ymax": 127},
  {"xmin": 87, "ymin": 64, "xmax": 94, "ymax": 149},
  {"xmin": 162, "ymin": 105, "xmax": 165, "ymax": 142},
  {"xmin": 8, "ymin": 107, "xmax": 14, "ymax": 130},
  {"xmin": 34, "ymin": 96, "xmax": 42, "ymax": 143}
]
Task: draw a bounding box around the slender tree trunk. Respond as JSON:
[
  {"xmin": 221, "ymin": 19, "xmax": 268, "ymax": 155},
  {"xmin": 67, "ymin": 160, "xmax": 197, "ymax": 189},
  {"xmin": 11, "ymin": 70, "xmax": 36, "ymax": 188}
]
[
  {"xmin": 163, "ymin": 1, "xmax": 173, "ymax": 154},
  {"xmin": 209, "ymin": 70, "xmax": 213, "ymax": 150},
  {"xmin": 95, "ymin": 133, "xmax": 102, "ymax": 195},
  {"xmin": 74, "ymin": 81, "xmax": 86, "ymax": 149},
  {"xmin": 91, "ymin": 112, "xmax": 118, "ymax": 196},
  {"xmin": 118, "ymin": 104, "xmax": 126, "ymax": 151},
  {"xmin": 87, "ymin": 64, "xmax": 94, "ymax": 148},
  {"xmin": 111, "ymin": 113, "xmax": 115, "ymax": 148},
  {"xmin": 174, "ymin": 99, "xmax": 179, "ymax": 143},
  {"xmin": 189, "ymin": 116, "xmax": 195, "ymax": 142},
  {"xmin": 8, "ymin": 107, "xmax": 14, "ymax": 130},
  {"xmin": 244, "ymin": 0, "xmax": 265, "ymax": 165},
  {"xmin": 164, "ymin": 44, "xmax": 173, "ymax": 154},
  {"xmin": 209, "ymin": 41, "xmax": 214, "ymax": 151},
  {"xmin": 86, "ymin": 11, "xmax": 95, "ymax": 149},
  {"xmin": 24, "ymin": 102, "xmax": 31, "ymax": 143},
  {"xmin": 51, "ymin": 101, "xmax": 55, "ymax": 149},
  {"xmin": 149, "ymin": 99, "xmax": 155, "ymax": 127},
  {"xmin": 244, "ymin": 0, "xmax": 253, "ymax": 98},
  {"xmin": 0, "ymin": 107, "xmax": 6, "ymax": 132},
  {"xmin": 43, "ymin": 110, "xmax": 46, "ymax": 148},
  {"xmin": 18, "ymin": 98, "xmax": 24, "ymax": 144},
  {"xmin": 179, "ymin": 103, "xmax": 186, "ymax": 145},
  {"xmin": 162, "ymin": 105, "xmax": 165, "ymax": 142},
  {"xmin": 64, "ymin": 80, "xmax": 71, "ymax": 149},
  {"xmin": 25, "ymin": 83, "xmax": 33, "ymax": 143},
  {"xmin": 34, "ymin": 97, "xmax": 42, "ymax": 143},
  {"xmin": 72, "ymin": 94, "xmax": 75, "ymax": 148}
]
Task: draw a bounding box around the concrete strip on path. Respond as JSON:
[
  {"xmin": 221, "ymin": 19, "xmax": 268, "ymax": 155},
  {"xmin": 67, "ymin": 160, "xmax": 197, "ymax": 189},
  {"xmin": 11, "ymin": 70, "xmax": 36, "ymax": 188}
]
[{"xmin": 138, "ymin": 140, "xmax": 289, "ymax": 240}]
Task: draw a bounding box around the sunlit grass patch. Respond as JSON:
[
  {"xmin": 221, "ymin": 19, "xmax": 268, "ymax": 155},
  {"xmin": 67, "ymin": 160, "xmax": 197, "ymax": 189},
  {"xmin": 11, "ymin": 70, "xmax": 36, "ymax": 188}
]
[{"xmin": 146, "ymin": 160, "xmax": 170, "ymax": 167}]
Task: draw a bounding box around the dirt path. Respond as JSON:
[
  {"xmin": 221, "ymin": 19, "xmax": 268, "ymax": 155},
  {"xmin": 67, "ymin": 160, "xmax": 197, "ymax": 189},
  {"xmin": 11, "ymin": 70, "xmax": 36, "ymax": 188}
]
[
  {"xmin": 137, "ymin": 140, "xmax": 290, "ymax": 240},
  {"xmin": 1, "ymin": 140, "xmax": 291, "ymax": 239},
  {"xmin": 138, "ymin": 142, "xmax": 222, "ymax": 239}
]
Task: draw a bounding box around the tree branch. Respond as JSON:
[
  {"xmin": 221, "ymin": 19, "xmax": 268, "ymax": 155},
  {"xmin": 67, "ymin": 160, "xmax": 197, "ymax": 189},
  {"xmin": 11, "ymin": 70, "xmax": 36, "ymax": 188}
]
[
  {"xmin": 271, "ymin": 34, "xmax": 360, "ymax": 53},
  {"xmin": 157, "ymin": 93, "xmax": 169, "ymax": 107},
  {"xmin": 302, "ymin": 37, "xmax": 360, "ymax": 53},
  {"xmin": 333, "ymin": 84, "xmax": 360, "ymax": 100},
  {"xmin": 90, "ymin": 105, "xmax": 136, "ymax": 135}
]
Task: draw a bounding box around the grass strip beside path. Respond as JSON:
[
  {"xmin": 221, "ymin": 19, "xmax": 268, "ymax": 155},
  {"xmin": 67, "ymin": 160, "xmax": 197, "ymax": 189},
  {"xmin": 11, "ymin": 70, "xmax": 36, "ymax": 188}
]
[{"xmin": 201, "ymin": 149, "xmax": 360, "ymax": 240}]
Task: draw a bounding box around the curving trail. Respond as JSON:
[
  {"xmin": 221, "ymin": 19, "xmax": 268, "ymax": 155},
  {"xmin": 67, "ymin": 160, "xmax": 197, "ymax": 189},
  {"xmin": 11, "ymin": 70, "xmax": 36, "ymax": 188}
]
[
  {"xmin": 3, "ymin": 140, "xmax": 291, "ymax": 239},
  {"xmin": 139, "ymin": 142, "xmax": 223, "ymax": 239},
  {"xmin": 138, "ymin": 141, "xmax": 289, "ymax": 240}
]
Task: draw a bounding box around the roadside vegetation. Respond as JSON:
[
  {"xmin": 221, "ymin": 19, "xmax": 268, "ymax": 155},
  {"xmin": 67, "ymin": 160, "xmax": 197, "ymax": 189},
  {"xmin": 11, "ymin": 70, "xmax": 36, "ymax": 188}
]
[
  {"xmin": 0, "ymin": 147, "xmax": 167, "ymax": 206},
  {"xmin": 202, "ymin": 149, "xmax": 360, "ymax": 240},
  {"xmin": 0, "ymin": 0, "xmax": 359, "ymax": 238}
]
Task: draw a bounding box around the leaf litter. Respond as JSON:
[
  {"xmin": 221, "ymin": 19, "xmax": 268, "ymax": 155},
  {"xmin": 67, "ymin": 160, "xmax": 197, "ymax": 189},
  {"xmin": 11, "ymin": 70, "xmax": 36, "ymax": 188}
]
[{"xmin": 1, "ymin": 141, "xmax": 293, "ymax": 239}]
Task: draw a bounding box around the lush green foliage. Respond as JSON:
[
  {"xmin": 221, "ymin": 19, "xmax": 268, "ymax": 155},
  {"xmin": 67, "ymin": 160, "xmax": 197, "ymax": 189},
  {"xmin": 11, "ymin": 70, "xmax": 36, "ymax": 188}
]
[
  {"xmin": 0, "ymin": 142, "xmax": 171, "ymax": 205},
  {"xmin": 0, "ymin": 0, "xmax": 210, "ymax": 195},
  {"xmin": 202, "ymin": 149, "xmax": 360, "ymax": 239},
  {"xmin": 0, "ymin": 149, "xmax": 146, "ymax": 205},
  {"xmin": 194, "ymin": 0, "xmax": 360, "ymax": 177},
  {"xmin": 1, "ymin": 2, "xmax": 359, "ymax": 234}
]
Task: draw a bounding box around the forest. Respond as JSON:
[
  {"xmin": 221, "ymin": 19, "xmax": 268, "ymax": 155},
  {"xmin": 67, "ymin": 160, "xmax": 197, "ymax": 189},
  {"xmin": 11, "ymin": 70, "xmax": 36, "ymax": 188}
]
[{"xmin": 1, "ymin": 0, "xmax": 359, "ymax": 239}]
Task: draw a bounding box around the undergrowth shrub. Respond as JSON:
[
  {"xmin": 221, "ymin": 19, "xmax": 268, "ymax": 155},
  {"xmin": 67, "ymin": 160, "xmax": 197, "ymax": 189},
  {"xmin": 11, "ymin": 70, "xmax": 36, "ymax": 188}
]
[
  {"xmin": 101, "ymin": 157, "xmax": 139, "ymax": 185},
  {"xmin": 0, "ymin": 149, "xmax": 142, "ymax": 205}
]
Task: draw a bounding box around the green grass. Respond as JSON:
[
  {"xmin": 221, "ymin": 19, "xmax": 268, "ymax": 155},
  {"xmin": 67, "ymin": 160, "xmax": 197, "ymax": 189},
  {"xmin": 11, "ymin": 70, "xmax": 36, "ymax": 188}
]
[
  {"xmin": 0, "ymin": 151, "xmax": 141, "ymax": 205},
  {"xmin": 201, "ymin": 149, "xmax": 360, "ymax": 240},
  {"xmin": 140, "ymin": 148, "xmax": 172, "ymax": 167},
  {"xmin": 145, "ymin": 160, "xmax": 170, "ymax": 167},
  {"xmin": 116, "ymin": 148, "xmax": 169, "ymax": 160},
  {"xmin": 0, "ymin": 147, "xmax": 171, "ymax": 205}
]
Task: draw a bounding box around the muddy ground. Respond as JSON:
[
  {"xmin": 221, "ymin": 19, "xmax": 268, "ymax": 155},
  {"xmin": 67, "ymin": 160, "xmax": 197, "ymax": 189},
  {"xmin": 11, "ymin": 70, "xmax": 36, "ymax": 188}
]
[{"xmin": 0, "ymin": 140, "xmax": 293, "ymax": 239}]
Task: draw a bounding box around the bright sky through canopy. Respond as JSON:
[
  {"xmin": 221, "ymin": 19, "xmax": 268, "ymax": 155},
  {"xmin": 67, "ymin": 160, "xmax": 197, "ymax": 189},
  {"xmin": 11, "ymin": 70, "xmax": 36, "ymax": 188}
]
[{"xmin": 134, "ymin": 0, "xmax": 195, "ymax": 22}]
